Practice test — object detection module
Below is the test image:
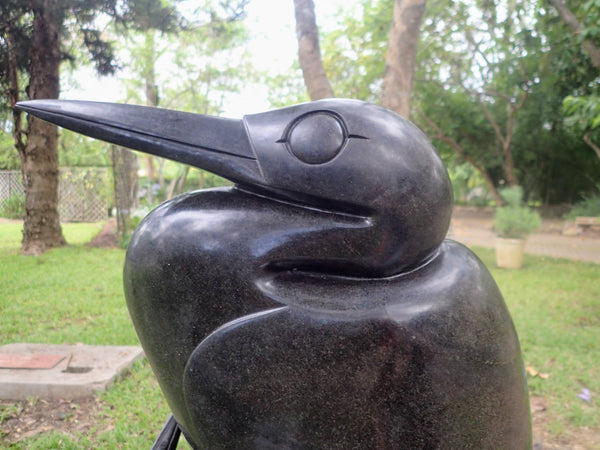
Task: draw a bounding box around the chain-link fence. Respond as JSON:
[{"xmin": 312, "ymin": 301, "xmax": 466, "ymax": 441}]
[
  {"xmin": 58, "ymin": 168, "xmax": 110, "ymax": 222},
  {"xmin": 0, "ymin": 168, "xmax": 110, "ymax": 222},
  {"xmin": 0, "ymin": 171, "xmax": 25, "ymax": 219}
]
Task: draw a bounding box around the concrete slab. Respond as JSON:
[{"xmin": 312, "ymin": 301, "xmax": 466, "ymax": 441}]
[{"xmin": 0, "ymin": 343, "xmax": 144, "ymax": 401}]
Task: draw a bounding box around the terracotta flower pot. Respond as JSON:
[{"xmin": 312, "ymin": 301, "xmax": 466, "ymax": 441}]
[{"xmin": 495, "ymin": 237, "xmax": 526, "ymax": 269}]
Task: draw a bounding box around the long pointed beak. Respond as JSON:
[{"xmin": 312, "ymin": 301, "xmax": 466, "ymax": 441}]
[{"xmin": 16, "ymin": 100, "xmax": 263, "ymax": 186}]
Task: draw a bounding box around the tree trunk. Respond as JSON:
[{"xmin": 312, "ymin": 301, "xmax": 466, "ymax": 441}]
[
  {"xmin": 144, "ymin": 31, "xmax": 158, "ymax": 203},
  {"xmin": 293, "ymin": 0, "xmax": 334, "ymax": 100},
  {"xmin": 380, "ymin": 0, "xmax": 427, "ymax": 118},
  {"xmin": 6, "ymin": 29, "xmax": 26, "ymax": 156},
  {"xmin": 549, "ymin": 0, "xmax": 600, "ymax": 69},
  {"xmin": 20, "ymin": 1, "xmax": 66, "ymax": 254},
  {"xmin": 112, "ymin": 145, "xmax": 139, "ymax": 242}
]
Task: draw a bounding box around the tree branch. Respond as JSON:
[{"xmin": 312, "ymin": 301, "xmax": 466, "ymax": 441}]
[
  {"xmin": 477, "ymin": 97, "xmax": 507, "ymax": 148},
  {"xmin": 500, "ymin": 92, "xmax": 527, "ymax": 186},
  {"xmin": 549, "ymin": 0, "xmax": 600, "ymax": 69},
  {"xmin": 583, "ymin": 132, "xmax": 600, "ymax": 160},
  {"xmin": 414, "ymin": 106, "xmax": 503, "ymax": 204},
  {"xmin": 504, "ymin": 92, "xmax": 528, "ymax": 145}
]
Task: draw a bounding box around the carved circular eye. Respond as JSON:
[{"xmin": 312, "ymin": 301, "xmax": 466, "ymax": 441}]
[{"xmin": 288, "ymin": 113, "xmax": 345, "ymax": 164}]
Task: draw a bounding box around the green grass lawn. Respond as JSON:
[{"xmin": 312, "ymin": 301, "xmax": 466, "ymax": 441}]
[
  {"xmin": 0, "ymin": 221, "xmax": 599, "ymax": 447},
  {"xmin": 479, "ymin": 250, "xmax": 600, "ymax": 439},
  {"xmin": 0, "ymin": 222, "xmax": 175, "ymax": 449}
]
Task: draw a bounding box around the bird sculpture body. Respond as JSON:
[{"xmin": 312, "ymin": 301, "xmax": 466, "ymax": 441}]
[{"xmin": 18, "ymin": 99, "xmax": 531, "ymax": 449}]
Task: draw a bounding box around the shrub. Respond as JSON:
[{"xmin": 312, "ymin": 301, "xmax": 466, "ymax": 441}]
[
  {"xmin": 566, "ymin": 190, "xmax": 600, "ymax": 220},
  {"xmin": 493, "ymin": 186, "xmax": 541, "ymax": 239},
  {"xmin": 119, "ymin": 211, "xmax": 146, "ymax": 249},
  {"xmin": 0, "ymin": 194, "xmax": 25, "ymax": 219}
]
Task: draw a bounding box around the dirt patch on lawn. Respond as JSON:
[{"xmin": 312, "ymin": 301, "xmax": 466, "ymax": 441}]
[
  {"xmin": 530, "ymin": 395, "xmax": 600, "ymax": 449},
  {"xmin": 87, "ymin": 218, "xmax": 118, "ymax": 249},
  {"xmin": 0, "ymin": 397, "xmax": 108, "ymax": 444}
]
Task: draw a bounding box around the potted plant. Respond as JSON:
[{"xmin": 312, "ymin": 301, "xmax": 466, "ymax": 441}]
[{"xmin": 493, "ymin": 186, "xmax": 541, "ymax": 269}]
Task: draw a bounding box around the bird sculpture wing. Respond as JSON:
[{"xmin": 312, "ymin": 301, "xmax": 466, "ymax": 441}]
[{"xmin": 181, "ymin": 241, "xmax": 529, "ymax": 448}]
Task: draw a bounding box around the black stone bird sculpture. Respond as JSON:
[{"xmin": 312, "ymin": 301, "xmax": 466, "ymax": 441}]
[{"xmin": 18, "ymin": 99, "xmax": 531, "ymax": 449}]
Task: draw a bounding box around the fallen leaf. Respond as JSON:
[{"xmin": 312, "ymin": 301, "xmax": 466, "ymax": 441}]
[{"xmin": 526, "ymin": 365, "xmax": 549, "ymax": 379}]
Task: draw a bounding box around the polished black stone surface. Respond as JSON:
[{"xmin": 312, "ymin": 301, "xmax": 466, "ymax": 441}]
[{"xmin": 17, "ymin": 99, "xmax": 531, "ymax": 449}]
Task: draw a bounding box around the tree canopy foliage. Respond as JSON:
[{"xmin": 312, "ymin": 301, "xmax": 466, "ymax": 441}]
[
  {"xmin": 1, "ymin": 0, "xmax": 600, "ymax": 253},
  {"xmin": 284, "ymin": 0, "xmax": 600, "ymax": 205},
  {"xmin": 116, "ymin": 0, "xmax": 250, "ymax": 206},
  {"xmin": 552, "ymin": 0, "xmax": 600, "ymax": 163}
]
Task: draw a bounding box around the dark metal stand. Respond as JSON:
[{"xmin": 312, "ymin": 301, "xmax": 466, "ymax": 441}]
[{"xmin": 151, "ymin": 415, "xmax": 180, "ymax": 450}]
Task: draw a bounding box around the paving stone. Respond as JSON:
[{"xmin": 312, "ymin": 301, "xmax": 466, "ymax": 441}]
[{"xmin": 0, "ymin": 343, "xmax": 144, "ymax": 400}]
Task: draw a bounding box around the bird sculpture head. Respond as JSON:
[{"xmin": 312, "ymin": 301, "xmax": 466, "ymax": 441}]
[{"xmin": 17, "ymin": 98, "xmax": 452, "ymax": 277}]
